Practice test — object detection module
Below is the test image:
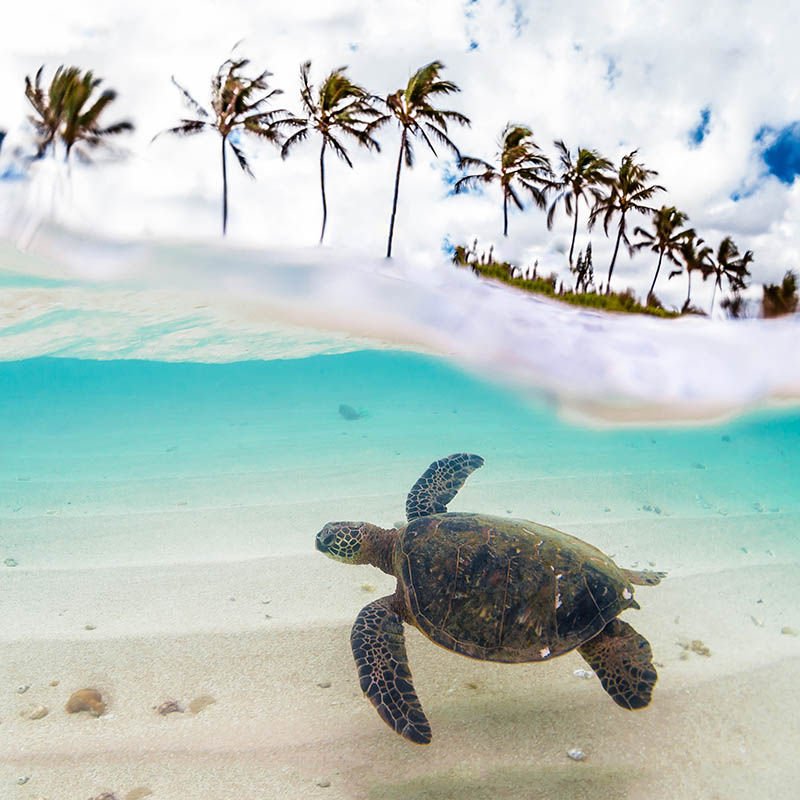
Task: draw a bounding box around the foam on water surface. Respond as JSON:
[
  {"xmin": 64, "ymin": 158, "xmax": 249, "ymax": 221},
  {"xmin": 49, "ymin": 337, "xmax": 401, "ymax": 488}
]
[{"xmin": 1, "ymin": 228, "xmax": 799, "ymax": 423}]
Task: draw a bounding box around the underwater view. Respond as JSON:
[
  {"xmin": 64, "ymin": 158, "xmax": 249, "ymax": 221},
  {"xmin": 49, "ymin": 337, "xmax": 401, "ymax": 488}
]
[
  {"xmin": 2, "ymin": 2, "xmax": 800, "ymax": 798},
  {"xmin": 2, "ymin": 268, "xmax": 799, "ymax": 798}
]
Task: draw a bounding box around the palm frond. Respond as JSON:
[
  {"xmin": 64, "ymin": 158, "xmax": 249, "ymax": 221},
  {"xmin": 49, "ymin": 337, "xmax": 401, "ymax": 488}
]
[
  {"xmin": 154, "ymin": 119, "xmax": 208, "ymax": 141},
  {"xmin": 228, "ymin": 138, "xmax": 253, "ymax": 176},
  {"xmin": 280, "ymin": 127, "xmax": 309, "ymax": 159},
  {"xmin": 171, "ymin": 76, "xmax": 209, "ymax": 117}
]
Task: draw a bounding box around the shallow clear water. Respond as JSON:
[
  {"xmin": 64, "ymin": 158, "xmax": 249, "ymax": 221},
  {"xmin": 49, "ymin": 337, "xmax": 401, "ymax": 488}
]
[{"xmin": 3, "ymin": 351, "xmax": 798, "ymax": 564}]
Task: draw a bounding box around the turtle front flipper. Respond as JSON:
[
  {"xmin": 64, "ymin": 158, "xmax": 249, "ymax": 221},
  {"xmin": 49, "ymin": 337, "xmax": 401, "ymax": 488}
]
[
  {"xmin": 351, "ymin": 596, "xmax": 432, "ymax": 744},
  {"xmin": 577, "ymin": 618, "xmax": 657, "ymax": 710},
  {"xmin": 406, "ymin": 453, "xmax": 484, "ymax": 521}
]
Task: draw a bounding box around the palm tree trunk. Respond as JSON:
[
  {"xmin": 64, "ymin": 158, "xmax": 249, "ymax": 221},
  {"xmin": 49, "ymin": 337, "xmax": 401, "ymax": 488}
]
[
  {"xmin": 221, "ymin": 135, "xmax": 228, "ymax": 236},
  {"xmin": 606, "ymin": 215, "xmax": 625, "ymax": 293},
  {"xmin": 503, "ymin": 193, "xmax": 508, "ymax": 237},
  {"xmin": 710, "ymin": 276, "xmax": 719, "ymax": 316},
  {"xmin": 648, "ymin": 249, "xmax": 665, "ymax": 301},
  {"xmin": 319, "ymin": 139, "xmax": 328, "ymax": 245},
  {"xmin": 685, "ymin": 269, "xmax": 692, "ymax": 309},
  {"xmin": 386, "ymin": 130, "xmax": 406, "ymax": 259},
  {"xmin": 568, "ymin": 204, "xmax": 579, "ymax": 267}
]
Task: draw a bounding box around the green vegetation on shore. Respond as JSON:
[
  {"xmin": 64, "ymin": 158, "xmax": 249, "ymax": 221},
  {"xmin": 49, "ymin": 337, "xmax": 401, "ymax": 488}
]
[{"xmin": 452, "ymin": 241, "xmax": 678, "ymax": 317}]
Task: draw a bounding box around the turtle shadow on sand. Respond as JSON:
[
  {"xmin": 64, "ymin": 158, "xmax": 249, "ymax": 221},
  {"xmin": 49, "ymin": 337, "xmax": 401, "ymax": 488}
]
[
  {"xmin": 367, "ymin": 764, "xmax": 638, "ymax": 800},
  {"xmin": 316, "ymin": 453, "xmax": 665, "ymax": 745}
]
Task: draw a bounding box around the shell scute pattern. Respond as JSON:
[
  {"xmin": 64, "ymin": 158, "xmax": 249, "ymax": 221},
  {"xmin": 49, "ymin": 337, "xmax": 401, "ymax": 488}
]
[{"xmin": 399, "ymin": 514, "xmax": 632, "ymax": 663}]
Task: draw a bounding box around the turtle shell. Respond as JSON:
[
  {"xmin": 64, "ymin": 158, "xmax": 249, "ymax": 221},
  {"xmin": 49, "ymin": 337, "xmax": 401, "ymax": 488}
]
[{"xmin": 396, "ymin": 512, "xmax": 636, "ymax": 663}]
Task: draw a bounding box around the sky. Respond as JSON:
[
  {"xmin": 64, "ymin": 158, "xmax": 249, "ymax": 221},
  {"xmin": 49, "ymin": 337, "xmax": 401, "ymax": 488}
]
[{"xmin": 1, "ymin": 0, "xmax": 799, "ymax": 313}]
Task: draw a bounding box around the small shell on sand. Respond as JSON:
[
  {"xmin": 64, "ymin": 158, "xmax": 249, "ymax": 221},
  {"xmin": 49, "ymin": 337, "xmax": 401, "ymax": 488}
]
[
  {"xmin": 361, "ymin": 583, "xmax": 377, "ymax": 592},
  {"xmin": 188, "ymin": 695, "xmax": 216, "ymax": 714},
  {"xmin": 154, "ymin": 700, "xmax": 184, "ymax": 715},
  {"xmin": 89, "ymin": 794, "xmax": 118, "ymax": 800},
  {"xmin": 316, "ymin": 778, "xmax": 332, "ymax": 788},
  {"xmin": 4, "ymin": 557, "xmax": 19, "ymax": 567},
  {"xmin": 567, "ymin": 748, "xmax": 587, "ymax": 761},
  {"xmin": 781, "ymin": 626, "xmax": 798, "ymax": 636},
  {"xmin": 65, "ymin": 688, "xmax": 106, "ymax": 716},
  {"xmin": 16, "ymin": 684, "xmax": 30, "ymax": 693},
  {"xmin": 16, "ymin": 776, "xmax": 30, "ymax": 785},
  {"xmin": 573, "ymin": 669, "xmax": 593, "ymax": 679},
  {"xmin": 24, "ymin": 704, "xmax": 49, "ymax": 720}
]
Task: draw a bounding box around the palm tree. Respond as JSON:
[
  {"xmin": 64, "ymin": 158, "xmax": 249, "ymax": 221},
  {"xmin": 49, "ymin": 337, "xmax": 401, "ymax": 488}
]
[
  {"xmin": 670, "ymin": 234, "xmax": 713, "ymax": 313},
  {"xmin": 280, "ymin": 61, "xmax": 380, "ymax": 244},
  {"xmin": 762, "ymin": 271, "xmax": 799, "ymax": 318},
  {"xmin": 24, "ymin": 65, "xmax": 133, "ymax": 162},
  {"xmin": 454, "ymin": 124, "xmax": 551, "ymax": 237},
  {"xmin": 373, "ymin": 60, "xmax": 470, "ymax": 258},
  {"xmin": 632, "ymin": 205, "xmax": 694, "ymax": 302},
  {"xmin": 546, "ymin": 141, "xmax": 613, "ymax": 266},
  {"xmin": 706, "ymin": 236, "xmax": 753, "ymax": 315},
  {"xmin": 589, "ymin": 150, "xmax": 665, "ymax": 292},
  {"xmin": 159, "ymin": 57, "xmax": 285, "ymax": 236}
]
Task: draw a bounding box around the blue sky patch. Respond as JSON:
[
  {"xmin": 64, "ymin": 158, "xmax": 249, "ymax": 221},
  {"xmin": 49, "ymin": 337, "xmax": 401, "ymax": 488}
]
[
  {"xmin": 689, "ymin": 107, "xmax": 711, "ymax": 147},
  {"xmin": 605, "ymin": 56, "xmax": 620, "ymax": 88},
  {"xmin": 441, "ymin": 160, "xmax": 462, "ymax": 196},
  {"xmin": 756, "ymin": 122, "xmax": 800, "ymax": 184}
]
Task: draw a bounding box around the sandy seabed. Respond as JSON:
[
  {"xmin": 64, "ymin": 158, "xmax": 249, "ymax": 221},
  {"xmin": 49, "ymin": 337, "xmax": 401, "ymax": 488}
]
[{"xmin": 3, "ymin": 456, "xmax": 800, "ymax": 800}]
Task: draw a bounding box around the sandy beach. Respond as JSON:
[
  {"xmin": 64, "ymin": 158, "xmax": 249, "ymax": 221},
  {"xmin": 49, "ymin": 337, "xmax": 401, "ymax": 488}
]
[{"xmin": 2, "ymin": 354, "xmax": 799, "ymax": 799}]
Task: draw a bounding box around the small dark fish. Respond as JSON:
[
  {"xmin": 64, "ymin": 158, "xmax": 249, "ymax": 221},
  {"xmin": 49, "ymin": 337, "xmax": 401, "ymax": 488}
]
[{"xmin": 339, "ymin": 404, "xmax": 363, "ymax": 421}]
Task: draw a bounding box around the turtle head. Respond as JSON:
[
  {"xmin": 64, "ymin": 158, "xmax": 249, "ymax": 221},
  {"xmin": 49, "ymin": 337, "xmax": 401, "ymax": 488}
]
[
  {"xmin": 316, "ymin": 522, "xmax": 372, "ymax": 564},
  {"xmin": 316, "ymin": 521, "xmax": 398, "ymax": 573}
]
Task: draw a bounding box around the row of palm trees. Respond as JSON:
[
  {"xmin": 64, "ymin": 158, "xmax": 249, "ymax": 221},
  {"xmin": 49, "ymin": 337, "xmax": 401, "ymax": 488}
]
[
  {"xmin": 454, "ymin": 126, "xmax": 754, "ymax": 313},
  {"xmin": 19, "ymin": 57, "xmax": 468, "ymax": 258},
  {"xmin": 17, "ymin": 56, "xmax": 755, "ymax": 311}
]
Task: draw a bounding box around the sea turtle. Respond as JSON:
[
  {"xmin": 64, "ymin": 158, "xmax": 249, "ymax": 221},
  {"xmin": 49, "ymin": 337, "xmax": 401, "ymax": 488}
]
[{"xmin": 315, "ymin": 453, "xmax": 664, "ymax": 744}]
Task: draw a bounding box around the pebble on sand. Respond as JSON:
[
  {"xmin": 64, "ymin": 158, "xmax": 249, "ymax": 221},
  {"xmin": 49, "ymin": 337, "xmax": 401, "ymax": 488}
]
[
  {"xmin": 4, "ymin": 557, "xmax": 19, "ymax": 567},
  {"xmin": 781, "ymin": 626, "xmax": 798, "ymax": 636},
  {"xmin": 188, "ymin": 695, "xmax": 216, "ymax": 714},
  {"xmin": 125, "ymin": 789, "xmax": 154, "ymax": 800},
  {"xmin": 315, "ymin": 778, "xmax": 332, "ymax": 787},
  {"xmin": 65, "ymin": 688, "xmax": 106, "ymax": 716},
  {"xmin": 154, "ymin": 700, "xmax": 184, "ymax": 715},
  {"xmin": 24, "ymin": 704, "xmax": 49, "ymax": 720},
  {"xmin": 567, "ymin": 748, "xmax": 587, "ymax": 761},
  {"xmin": 338, "ymin": 404, "xmax": 363, "ymax": 420}
]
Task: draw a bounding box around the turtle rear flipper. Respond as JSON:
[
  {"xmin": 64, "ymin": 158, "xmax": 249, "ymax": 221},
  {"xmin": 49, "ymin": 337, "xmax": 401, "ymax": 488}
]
[
  {"xmin": 623, "ymin": 568, "xmax": 667, "ymax": 586},
  {"xmin": 577, "ymin": 618, "xmax": 657, "ymax": 710},
  {"xmin": 351, "ymin": 596, "xmax": 432, "ymax": 744},
  {"xmin": 406, "ymin": 453, "xmax": 484, "ymax": 521}
]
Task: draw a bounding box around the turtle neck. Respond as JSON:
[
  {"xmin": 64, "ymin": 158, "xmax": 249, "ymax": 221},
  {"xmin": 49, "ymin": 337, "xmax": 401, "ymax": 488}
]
[{"xmin": 365, "ymin": 525, "xmax": 399, "ymax": 575}]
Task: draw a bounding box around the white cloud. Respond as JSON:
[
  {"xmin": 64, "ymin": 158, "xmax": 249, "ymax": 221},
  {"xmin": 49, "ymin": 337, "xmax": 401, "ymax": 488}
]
[{"xmin": 1, "ymin": 0, "xmax": 799, "ymax": 313}]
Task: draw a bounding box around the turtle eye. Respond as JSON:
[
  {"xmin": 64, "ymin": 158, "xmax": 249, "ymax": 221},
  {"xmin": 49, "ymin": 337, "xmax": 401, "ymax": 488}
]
[{"xmin": 321, "ymin": 532, "xmax": 335, "ymax": 547}]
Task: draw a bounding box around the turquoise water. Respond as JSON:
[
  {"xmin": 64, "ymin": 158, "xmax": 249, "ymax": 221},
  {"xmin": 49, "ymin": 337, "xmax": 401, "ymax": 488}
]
[{"xmin": 2, "ymin": 351, "xmax": 798, "ymax": 556}]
